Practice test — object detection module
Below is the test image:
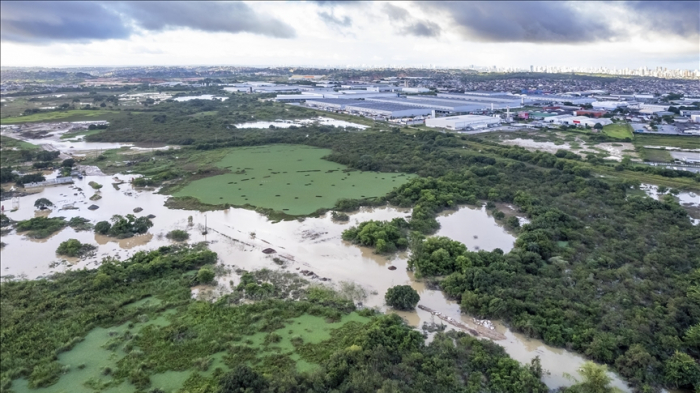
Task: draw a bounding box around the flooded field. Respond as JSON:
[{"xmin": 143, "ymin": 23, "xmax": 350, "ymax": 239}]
[
  {"xmin": 234, "ymin": 116, "xmax": 368, "ymax": 130},
  {"xmin": 1, "ymin": 171, "xmax": 630, "ymax": 390},
  {"xmin": 640, "ymin": 183, "xmax": 700, "ymax": 225}
]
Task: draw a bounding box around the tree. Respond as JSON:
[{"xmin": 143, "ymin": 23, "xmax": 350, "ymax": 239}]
[
  {"xmin": 565, "ymin": 362, "xmax": 622, "ymax": 393},
  {"xmin": 61, "ymin": 159, "xmax": 75, "ymax": 168},
  {"xmin": 94, "ymin": 221, "xmax": 111, "ymax": 235},
  {"xmin": 663, "ymin": 351, "xmax": 700, "ymax": 389},
  {"xmin": 34, "ymin": 198, "xmax": 54, "ymax": 210},
  {"xmin": 166, "ymin": 230, "xmax": 189, "ymax": 241},
  {"xmin": 220, "ymin": 365, "xmax": 267, "ymax": 393},
  {"xmin": 385, "ymin": 285, "xmax": 420, "ymax": 310},
  {"xmin": 594, "ymin": 123, "xmax": 603, "ymax": 130},
  {"xmin": 56, "ymin": 239, "xmax": 95, "ymax": 257},
  {"xmin": 197, "ymin": 267, "xmax": 215, "ymax": 284}
]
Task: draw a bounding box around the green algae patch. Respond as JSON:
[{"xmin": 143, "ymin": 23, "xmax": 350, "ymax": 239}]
[{"xmin": 173, "ymin": 144, "xmax": 413, "ymax": 215}]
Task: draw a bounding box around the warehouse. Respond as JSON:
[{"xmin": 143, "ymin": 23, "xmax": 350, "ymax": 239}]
[
  {"xmin": 344, "ymin": 101, "xmax": 433, "ymax": 118},
  {"xmin": 591, "ymin": 101, "xmax": 628, "ymax": 110},
  {"xmin": 524, "ymin": 95, "xmax": 596, "ymax": 105},
  {"xmin": 304, "ymin": 98, "xmax": 357, "ymax": 110},
  {"xmin": 425, "ymin": 115, "xmax": 501, "ymax": 130},
  {"xmin": 432, "ymin": 93, "xmax": 525, "ymax": 109},
  {"xmin": 364, "ymin": 96, "xmax": 482, "ymax": 113}
]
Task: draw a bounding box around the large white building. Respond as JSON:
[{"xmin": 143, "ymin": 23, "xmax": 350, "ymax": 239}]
[
  {"xmin": 543, "ymin": 115, "xmax": 613, "ymax": 127},
  {"xmin": 525, "ymin": 95, "xmax": 596, "ymax": 105},
  {"xmin": 344, "ymin": 101, "xmax": 433, "ymax": 118},
  {"xmin": 591, "ymin": 101, "xmax": 629, "ymax": 110},
  {"xmin": 425, "ymin": 115, "xmax": 501, "ymax": 130}
]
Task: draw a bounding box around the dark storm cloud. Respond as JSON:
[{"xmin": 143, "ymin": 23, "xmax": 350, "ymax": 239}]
[
  {"xmin": 120, "ymin": 2, "xmax": 296, "ymax": 38},
  {"xmin": 427, "ymin": 1, "xmax": 619, "ymax": 43},
  {"xmin": 1, "ymin": 1, "xmax": 296, "ymax": 44},
  {"xmin": 625, "ymin": 1, "xmax": 699, "ymax": 38},
  {"xmin": 317, "ymin": 11, "xmax": 353, "ymax": 28},
  {"xmin": 401, "ymin": 21, "xmax": 441, "ymax": 38},
  {"xmin": 0, "ymin": 2, "xmax": 130, "ymax": 43}
]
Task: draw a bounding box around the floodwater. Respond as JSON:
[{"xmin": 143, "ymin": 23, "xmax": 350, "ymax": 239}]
[
  {"xmin": 172, "ymin": 95, "xmax": 228, "ymax": 102},
  {"xmin": 501, "ymin": 138, "xmax": 636, "ymax": 161},
  {"xmin": 234, "ymin": 116, "xmax": 368, "ymax": 130},
  {"xmin": 1, "ymin": 174, "xmax": 630, "ymax": 390},
  {"xmin": 2, "ymin": 127, "xmax": 131, "ymax": 156},
  {"xmin": 435, "ymin": 205, "xmax": 516, "ymax": 252},
  {"xmin": 640, "ymin": 183, "xmax": 699, "ymax": 225}
]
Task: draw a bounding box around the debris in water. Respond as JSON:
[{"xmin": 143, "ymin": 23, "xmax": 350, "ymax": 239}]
[
  {"xmin": 87, "ymin": 204, "xmax": 99, "ymax": 210},
  {"xmin": 133, "ymin": 207, "xmax": 143, "ymax": 213},
  {"xmin": 262, "ymin": 248, "xmax": 276, "ymax": 254},
  {"xmin": 388, "ymin": 266, "xmax": 397, "ymax": 271},
  {"xmin": 146, "ymin": 214, "xmax": 156, "ymax": 219}
]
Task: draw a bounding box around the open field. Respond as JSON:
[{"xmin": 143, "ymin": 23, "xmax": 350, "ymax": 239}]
[
  {"xmin": 0, "ymin": 134, "xmax": 40, "ymax": 150},
  {"xmin": 602, "ymin": 123, "xmax": 633, "ymax": 139},
  {"xmin": 638, "ymin": 148, "xmax": 673, "ymax": 162},
  {"xmin": 174, "ymin": 144, "xmax": 414, "ymax": 215},
  {"xmin": 633, "ymin": 134, "xmax": 700, "ymax": 149},
  {"xmin": 0, "ymin": 110, "xmax": 119, "ymax": 124}
]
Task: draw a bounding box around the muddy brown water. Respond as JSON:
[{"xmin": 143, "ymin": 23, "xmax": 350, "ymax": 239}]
[{"xmin": 0, "ymin": 172, "xmax": 630, "ymax": 391}]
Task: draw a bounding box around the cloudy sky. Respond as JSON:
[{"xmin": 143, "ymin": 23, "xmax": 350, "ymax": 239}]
[{"xmin": 1, "ymin": 1, "xmax": 698, "ymax": 69}]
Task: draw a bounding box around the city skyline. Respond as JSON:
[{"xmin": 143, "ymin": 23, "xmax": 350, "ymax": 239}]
[{"xmin": 1, "ymin": 1, "xmax": 698, "ymax": 70}]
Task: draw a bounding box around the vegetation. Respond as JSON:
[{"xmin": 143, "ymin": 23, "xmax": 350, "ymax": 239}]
[
  {"xmin": 56, "ymin": 238, "xmax": 96, "ymax": 257},
  {"xmin": 166, "ymin": 229, "xmax": 190, "ymax": 242},
  {"xmin": 602, "ymin": 123, "xmax": 633, "ymax": 140},
  {"xmin": 15, "ymin": 216, "xmax": 93, "ymax": 238},
  {"xmin": 172, "ymin": 145, "xmax": 413, "ymax": 216},
  {"xmin": 15, "ymin": 217, "xmax": 68, "ymax": 239},
  {"xmin": 1, "ymin": 246, "xmax": 547, "ymax": 393},
  {"xmin": 94, "ymin": 214, "xmax": 153, "ymax": 238},
  {"xmin": 88, "ymin": 181, "xmax": 102, "ymax": 190},
  {"xmin": 330, "ymin": 211, "xmax": 349, "ymax": 222},
  {"xmin": 342, "ymin": 218, "xmax": 409, "ymax": 253},
  {"xmin": 564, "ymin": 362, "xmax": 622, "ymax": 393},
  {"xmin": 385, "ymin": 285, "xmax": 420, "ymax": 310},
  {"xmin": 33, "ymin": 198, "xmax": 53, "ymax": 210}
]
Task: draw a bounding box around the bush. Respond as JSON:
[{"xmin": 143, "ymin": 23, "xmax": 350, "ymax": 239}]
[
  {"xmin": 197, "ymin": 267, "xmax": 215, "ymax": 284},
  {"xmin": 94, "ymin": 215, "xmax": 152, "ymax": 238},
  {"xmin": 94, "ymin": 221, "xmax": 111, "ymax": 235},
  {"xmin": 61, "ymin": 159, "xmax": 75, "ymax": 168},
  {"xmin": 331, "ymin": 211, "xmax": 350, "ymax": 221},
  {"xmin": 17, "ymin": 173, "xmax": 45, "ymax": 185},
  {"xmin": 385, "ymin": 285, "xmax": 420, "ymax": 310},
  {"xmin": 56, "ymin": 239, "xmax": 96, "ymax": 257},
  {"xmin": 15, "ymin": 217, "xmax": 67, "ymax": 239},
  {"xmin": 166, "ymin": 230, "xmax": 189, "ymax": 241},
  {"xmin": 88, "ymin": 181, "xmax": 102, "ymax": 190}
]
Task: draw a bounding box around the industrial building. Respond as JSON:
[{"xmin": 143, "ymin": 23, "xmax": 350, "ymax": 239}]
[
  {"xmin": 304, "ymin": 98, "xmax": 357, "ymax": 110},
  {"xmin": 524, "ymin": 95, "xmax": 596, "ymax": 105},
  {"xmin": 364, "ymin": 96, "xmax": 483, "ymax": 113},
  {"xmin": 434, "ymin": 93, "xmax": 526, "ymax": 109},
  {"xmin": 591, "ymin": 101, "xmax": 629, "ymax": 110},
  {"xmin": 275, "ymin": 90, "xmax": 398, "ymax": 101},
  {"xmin": 543, "ymin": 115, "xmax": 613, "ymax": 127},
  {"xmin": 343, "ymin": 101, "xmax": 434, "ymax": 118},
  {"xmin": 425, "ymin": 115, "xmax": 501, "ymax": 131}
]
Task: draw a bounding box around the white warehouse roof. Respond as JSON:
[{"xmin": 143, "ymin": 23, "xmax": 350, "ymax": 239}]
[
  {"xmin": 344, "ymin": 101, "xmax": 433, "ymax": 118},
  {"xmin": 426, "ymin": 115, "xmax": 501, "ymax": 130},
  {"xmin": 365, "ymin": 96, "xmax": 482, "ymax": 112}
]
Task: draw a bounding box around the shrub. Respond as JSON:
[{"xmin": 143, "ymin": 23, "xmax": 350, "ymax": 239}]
[
  {"xmin": 56, "ymin": 239, "xmax": 96, "ymax": 257},
  {"xmin": 166, "ymin": 229, "xmax": 189, "ymax": 241},
  {"xmin": 15, "ymin": 217, "xmax": 67, "ymax": 239},
  {"xmin": 197, "ymin": 267, "xmax": 215, "ymax": 284},
  {"xmin": 61, "ymin": 159, "xmax": 75, "ymax": 168},
  {"xmin": 385, "ymin": 285, "xmax": 420, "ymax": 310},
  {"xmin": 94, "ymin": 221, "xmax": 111, "ymax": 235},
  {"xmin": 88, "ymin": 181, "xmax": 103, "ymax": 190}
]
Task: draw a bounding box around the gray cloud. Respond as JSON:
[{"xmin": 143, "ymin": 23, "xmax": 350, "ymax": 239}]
[
  {"xmin": 1, "ymin": 1, "xmax": 296, "ymax": 44},
  {"xmin": 120, "ymin": 2, "xmax": 296, "ymax": 38},
  {"xmin": 317, "ymin": 11, "xmax": 352, "ymax": 28},
  {"xmin": 401, "ymin": 21, "xmax": 441, "ymax": 37},
  {"xmin": 383, "ymin": 4, "xmax": 410, "ymax": 22},
  {"xmin": 1, "ymin": 2, "xmax": 130, "ymax": 43},
  {"xmin": 625, "ymin": 1, "xmax": 699, "ymax": 38},
  {"xmin": 428, "ymin": 1, "xmax": 619, "ymax": 43}
]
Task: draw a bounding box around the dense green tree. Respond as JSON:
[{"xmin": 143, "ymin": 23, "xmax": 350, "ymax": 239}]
[{"xmin": 385, "ymin": 285, "xmax": 420, "ymax": 311}]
